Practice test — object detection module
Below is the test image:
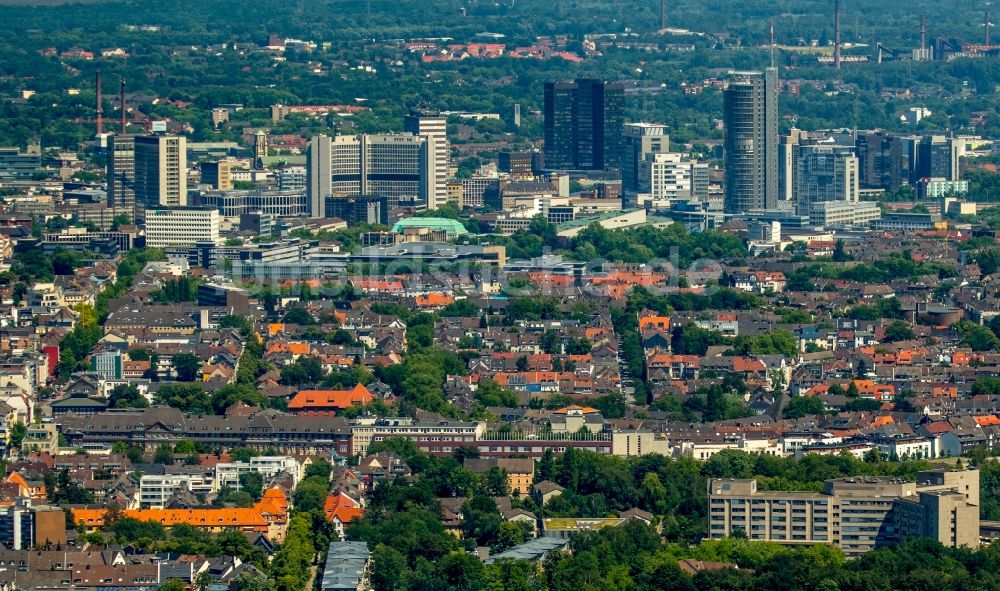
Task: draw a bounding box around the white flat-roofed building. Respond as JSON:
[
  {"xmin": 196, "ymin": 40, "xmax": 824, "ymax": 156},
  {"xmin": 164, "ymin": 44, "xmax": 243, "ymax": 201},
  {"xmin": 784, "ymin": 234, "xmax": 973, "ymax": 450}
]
[{"xmin": 144, "ymin": 206, "xmax": 221, "ymax": 247}]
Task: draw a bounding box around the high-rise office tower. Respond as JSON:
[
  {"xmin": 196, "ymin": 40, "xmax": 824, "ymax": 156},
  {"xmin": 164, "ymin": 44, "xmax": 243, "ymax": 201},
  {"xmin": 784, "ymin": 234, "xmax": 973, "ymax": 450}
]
[
  {"xmin": 778, "ymin": 129, "xmax": 804, "ymax": 204},
  {"xmin": 404, "ymin": 109, "xmax": 449, "ymax": 209},
  {"xmin": 133, "ymin": 135, "xmax": 187, "ymax": 211},
  {"xmin": 306, "ymin": 135, "xmax": 333, "ymax": 218},
  {"xmin": 723, "ymin": 69, "xmax": 779, "ymax": 214},
  {"xmin": 793, "ymin": 145, "xmax": 859, "ymax": 215},
  {"xmin": 307, "ymin": 134, "xmax": 434, "ymax": 217},
  {"xmin": 543, "ymin": 78, "xmax": 625, "ymax": 171},
  {"xmin": 107, "ymin": 135, "xmax": 135, "ymax": 211},
  {"xmin": 917, "ymin": 135, "xmax": 960, "ymax": 181},
  {"xmin": 622, "ymin": 123, "xmax": 670, "ymax": 203},
  {"xmin": 856, "ymin": 131, "xmax": 905, "ymax": 191}
]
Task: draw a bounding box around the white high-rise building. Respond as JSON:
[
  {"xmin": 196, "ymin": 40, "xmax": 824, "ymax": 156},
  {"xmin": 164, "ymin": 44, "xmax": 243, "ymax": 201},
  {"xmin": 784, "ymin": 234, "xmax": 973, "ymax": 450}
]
[
  {"xmin": 404, "ymin": 109, "xmax": 449, "ymax": 209},
  {"xmin": 635, "ymin": 152, "xmax": 709, "ymax": 208},
  {"xmin": 144, "ymin": 206, "xmax": 220, "ymax": 247},
  {"xmin": 134, "ymin": 135, "xmax": 187, "ymax": 210},
  {"xmin": 307, "ymin": 133, "xmax": 435, "ymax": 218}
]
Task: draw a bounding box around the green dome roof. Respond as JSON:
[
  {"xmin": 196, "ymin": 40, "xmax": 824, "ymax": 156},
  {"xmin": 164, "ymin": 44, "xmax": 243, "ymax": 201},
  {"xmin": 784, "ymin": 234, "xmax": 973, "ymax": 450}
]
[{"xmin": 391, "ymin": 217, "xmax": 469, "ymax": 236}]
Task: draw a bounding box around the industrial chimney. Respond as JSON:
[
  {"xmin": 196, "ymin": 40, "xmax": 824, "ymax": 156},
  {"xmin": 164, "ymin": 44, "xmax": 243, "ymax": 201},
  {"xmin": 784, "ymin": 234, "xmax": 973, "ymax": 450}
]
[
  {"xmin": 120, "ymin": 78, "xmax": 126, "ymax": 135},
  {"xmin": 659, "ymin": 0, "xmax": 665, "ymax": 30},
  {"xmin": 834, "ymin": 0, "xmax": 842, "ymax": 69},
  {"xmin": 95, "ymin": 71, "xmax": 102, "ymax": 137}
]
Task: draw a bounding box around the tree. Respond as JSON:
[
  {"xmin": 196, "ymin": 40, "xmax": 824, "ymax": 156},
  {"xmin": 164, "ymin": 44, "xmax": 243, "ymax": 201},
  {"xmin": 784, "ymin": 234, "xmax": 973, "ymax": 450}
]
[
  {"xmin": 238, "ymin": 472, "xmax": 264, "ymax": 500},
  {"xmin": 305, "ymin": 458, "xmax": 333, "ymax": 481},
  {"xmin": 172, "ymin": 353, "xmax": 202, "ymax": 382},
  {"xmin": 283, "ymin": 307, "xmax": 315, "ymax": 325},
  {"xmin": 883, "ymin": 320, "xmax": 915, "ymax": 343},
  {"xmin": 461, "ymin": 496, "xmax": 503, "ymax": 546},
  {"xmin": 8, "ymin": 422, "xmax": 26, "ymax": 449},
  {"xmin": 783, "ymin": 396, "xmax": 826, "ymax": 419},
  {"xmin": 110, "ymin": 384, "xmax": 149, "ymax": 409},
  {"xmin": 153, "ymin": 445, "xmax": 175, "ymax": 465}
]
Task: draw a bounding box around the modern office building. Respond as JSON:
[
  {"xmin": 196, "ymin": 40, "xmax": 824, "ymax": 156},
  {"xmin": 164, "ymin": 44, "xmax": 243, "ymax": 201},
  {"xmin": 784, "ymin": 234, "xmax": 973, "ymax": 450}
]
[
  {"xmin": 107, "ymin": 135, "xmax": 135, "ymax": 210},
  {"xmin": 199, "ymin": 190, "xmax": 307, "ymax": 218},
  {"xmin": 856, "ymin": 131, "xmax": 912, "ymax": 192},
  {"xmin": 723, "ymin": 69, "xmax": 778, "ymax": 214},
  {"xmin": 200, "ymin": 160, "xmax": 233, "ymax": 190},
  {"xmin": 404, "ymin": 109, "xmax": 450, "ymax": 209},
  {"xmin": 543, "ymin": 79, "xmax": 625, "ymax": 171},
  {"xmin": 134, "ymin": 135, "xmax": 188, "ymax": 210},
  {"xmin": 498, "ymin": 151, "xmax": 538, "ymax": 178},
  {"xmin": 622, "ymin": 123, "xmax": 670, "ymax": 200},
  {"xmin": 0, "ymin": 147, "xmax": 42, "ymax": 180},
  {"xmin": 278, "ymin": 166, "xmax": 307, "ymax": 192},
  {"xmin": 793, "ymin": 145, "xmax": 859, "ymax": 215},
  {"xmin": 916, "ymin": 135, "xmax": 960, "ymax": 181},
  {"xmin": 633, "ymin": 152, "xmax": 708, "ymax": 208},
  {"xmin": 307, "ymin": 134, "xmax": 434, "ymax": 217},
  {"xmin": 144, "ymin": 206, "xmax": 221, "ymax": 247},
  {"xmin": 0, "ymin": 501, "xmax": 67, "ymax": 550},
  {"xmin": 778, "ymin": 129, "xmax": 804, "ymax": 203},
  {"xmin": 708, "ymin": 469, "xmax": 979, "ymax": 556},
  {"xmin": 325, "ymin": 195, "xmax": 389, "ymax": 226}
]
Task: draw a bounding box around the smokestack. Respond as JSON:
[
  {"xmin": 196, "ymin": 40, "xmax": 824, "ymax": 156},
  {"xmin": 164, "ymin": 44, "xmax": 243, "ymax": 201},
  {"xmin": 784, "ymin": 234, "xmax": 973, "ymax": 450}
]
[
  {"xmin": 120, "ymin": 78, "xmax": 126, "ymax": 135},
  {"xmin": 95, "ymin": 71, "xmax": 102, "ymax": 137},
  {"xmin": 834, "ymin": 0, "xmax": 841, "ymax": 69},
  {"xmin": 659, "ymin": 0, "xmax": 665, "ymax": 30},
  {"xmin": 987, "ymin": 6, "xmax": 992, "ymax": 46},
  {"xmin": 921, "ymin": 15, "xmax": 927, "ymax": 50}
]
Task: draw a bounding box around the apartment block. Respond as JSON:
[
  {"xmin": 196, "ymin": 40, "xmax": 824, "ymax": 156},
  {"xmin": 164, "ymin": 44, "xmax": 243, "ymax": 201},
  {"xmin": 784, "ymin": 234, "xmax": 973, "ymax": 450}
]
[
  {"xmin": 708, "ymin": 469, "xmax": 979, "ymax": 556},
  {"xmin": 215, "ymin": 456, "xmax": 301, "ymax": 491}
]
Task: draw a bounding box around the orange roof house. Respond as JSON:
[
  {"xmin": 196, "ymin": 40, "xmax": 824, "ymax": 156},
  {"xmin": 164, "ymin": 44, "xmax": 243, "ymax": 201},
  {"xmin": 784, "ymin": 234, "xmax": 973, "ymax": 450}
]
[
  {"xmin": 72, "ymin": 487, "xmax": 289, "ymax": 539},
  {"xmin": 287, "ymin": 384, "xmax": 374, "ymax": 415},
  {"xmin": 324, "ymin": 491, "xmax": 364, "ymax": 524},
  {"xmin": 265, "ymin": 341, "xmax": 312, "ymax": 358},
  {"xmin": 415, "ymin": 293, "xmax": 455, "ymax": 308},
  {"xmin": 638, "ymin": 316, "xmax": 671, "ymax": 332}
]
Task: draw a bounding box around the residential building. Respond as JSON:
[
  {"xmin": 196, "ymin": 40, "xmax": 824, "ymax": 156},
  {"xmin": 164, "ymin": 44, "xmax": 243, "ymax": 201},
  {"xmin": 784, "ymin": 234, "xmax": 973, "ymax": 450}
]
[
  {"xmin": 723, "ymin": 69, "xmax": 778, "ymax": 213},
  {"xmin": 215, "ymin": 456, "xmax": 301, "ymax": 491},
  {"xmin": 138, "ymin": 473, "xmax": 213, "ymax": 508},
  {"xmin": 144, "ymin": 206, "xmax": 221, "ymax": 247},
  {"xmin": 320, "ymin": 541, "xmax": 370, "ymax": 591},
  {"xmin": 134, "ymin": 135, "xmax": 188, "ymax": 210},
  {"xmin": 708, "ymin": 469, "xmax": 979, "ymax": 556},
  {"xmin": 543, "ymin": 79, "xmax": 625, "ymax": 171}
]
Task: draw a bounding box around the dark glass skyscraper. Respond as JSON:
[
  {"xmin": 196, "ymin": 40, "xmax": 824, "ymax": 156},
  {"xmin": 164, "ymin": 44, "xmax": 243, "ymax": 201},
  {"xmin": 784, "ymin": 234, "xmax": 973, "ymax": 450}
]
[
  {"xmin": 543, "ymin": 79, "xmax": 624, "ymax": 171},
  {"xmin": 723, "ymin": 69, "xmax": 778, "ymax": 214}
]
